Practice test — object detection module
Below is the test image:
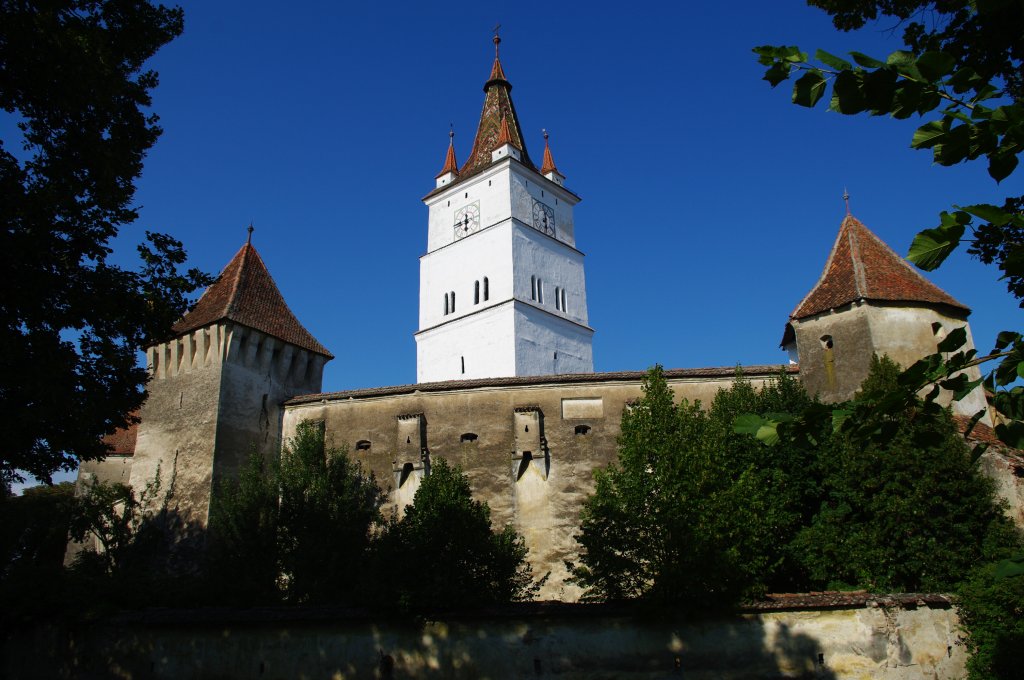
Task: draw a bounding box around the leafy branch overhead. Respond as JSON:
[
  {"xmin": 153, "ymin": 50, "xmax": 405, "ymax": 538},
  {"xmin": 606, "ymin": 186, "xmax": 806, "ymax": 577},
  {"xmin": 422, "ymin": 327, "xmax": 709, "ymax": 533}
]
[{"xmin": 752, "ymin": 0, "xmax": 1024, "ymax": 448}]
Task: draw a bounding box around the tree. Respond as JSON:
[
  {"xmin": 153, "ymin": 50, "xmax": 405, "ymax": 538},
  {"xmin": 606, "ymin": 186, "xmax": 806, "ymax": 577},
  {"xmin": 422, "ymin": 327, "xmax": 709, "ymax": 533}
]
[
  {"xmin": 790, "ymin": 355, "xmax": 1018, "ymax": 592},
  {"xmin": 370, "ymin": 458, "xmax": 538, "ymax": 612},
  {"xmin": 570, "ymin": 367, "xmax": 820, "ymax": 608},
  {"xmin": 207, "ymin": 421, "xmax": 386, "ymax": 605},
  {"xmin": 752, "ymin": 0, "xmax": 1024, "ymax": 446},
  {"xmin": 957, "ymin": 552, "xmax": 1024, "ymax": 680},
  {"xmin": 0, "ymin": 1, "xmax": 210, "ymax": 486}
]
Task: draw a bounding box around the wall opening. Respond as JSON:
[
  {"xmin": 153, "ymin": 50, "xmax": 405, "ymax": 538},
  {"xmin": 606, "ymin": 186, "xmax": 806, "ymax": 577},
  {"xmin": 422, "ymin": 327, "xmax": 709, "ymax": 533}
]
[
  {"xmin": 450, "ymin": 291, "xmax": 455, "ymax": 313},
  {"xmin": 531, "ymin": 275, "xmax": 536, "ymax": 300},
  {"xmin": 460, "ymin": 432, "xmax": 478, "ymax": 443},
  {"xmin": 474, "ymin": 280, "xmax": 480, "ymax": 304},
  {"xmin": 444, "ymin": 293, "xmax": 449, "ymax": 315},
  {"xmin": 560, "ymin": 287, "xmax": 567, "ymax": 312},
  {"xmin": 355, "ymin": 440, "xmax": 371, "ymax": 451},
  {"xmin": 483, "ymin": 277, "xmax": 489, "ymax": 301},
  {"xmin": 461, "ymin": 356, "xmax": 465, "ymax": 374},
  {"xmin": 574, "ymin": 424, "xmax": 591, "ymax": 436},
  {"xmin": 555, "ymin": 286, "xmax": 561, "ymax": 310}
]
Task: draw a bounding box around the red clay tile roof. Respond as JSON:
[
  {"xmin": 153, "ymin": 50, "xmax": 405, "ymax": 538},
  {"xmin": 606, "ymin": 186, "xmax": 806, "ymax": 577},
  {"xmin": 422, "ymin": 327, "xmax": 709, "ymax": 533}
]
[
  {"xmin": 101, "ymin": 419, "xmax": 138, "ymax": 456},
  {"xmin": 286, "ymin": 364, "xmax": 799, "ymax": 405},
  {"xmin": 495, "ymin": 115, "xmax": 516, "ymax": 148},
  {"xmin": 435, "ymin": 131, "xmax": 460, "ymax": 179},
  {"xmin": 791, "ymin": 215, "xmax": 969, "ymax": 320},
  {"xmin": 540, "ymin": 131, "xmax": 559, "ymax": 176},
  {"xmin": 173, "ymin": 243, "xmax": 333, "ymax": 358},
  {"xmin": 459, "ymin": 51, "xmax": 536, "ymax": 179}
]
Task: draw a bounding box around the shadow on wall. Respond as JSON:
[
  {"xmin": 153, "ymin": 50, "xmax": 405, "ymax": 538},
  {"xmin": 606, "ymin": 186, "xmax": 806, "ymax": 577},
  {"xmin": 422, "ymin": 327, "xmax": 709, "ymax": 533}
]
[{"xmin": 1, "ymin": 604, "xmax": 858, "ymax": 680}]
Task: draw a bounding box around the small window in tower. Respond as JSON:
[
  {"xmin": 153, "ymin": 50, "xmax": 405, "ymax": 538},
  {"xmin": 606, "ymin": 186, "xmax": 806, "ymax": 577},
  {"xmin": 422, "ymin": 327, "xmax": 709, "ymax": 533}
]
[
  {"xmin": 555, "ymin": 286, "xmax": 561, "ymax": 310},
  {"xmin": 355, "ymin": 440, "xmax": 371, "ymax": 451},
  {"xmin": 555, "ymin": 198, "xmax": 558, "ymax": 205},
  {"xmin": 537, "ymin": 279, "xmax": 544, "ymax": 303},
  {"xmin": 451, "ymin": 291, "xmax": 455, "ymax": 312},
  {"xmin": 444, "ymin": 293, "xmax": 449, "ymax": 315},
  {"xmin": 464, "ymin": 192, "xmax": 468, "ymax": 198},
  {"xmin": 488, "ymin": 180, "xmax": 491, "ymax": 186},
  {"xmin": 541, "ymin": 190, "xmax": 544, "ymax": 197},
  {"xmin": 474, "ymin": 280, "xmax": 480, "ymax": 304},
  {"xmin": 531, "ymin": 275, "xmax": 536, "ymax": 301},
  {"xmin": 561, "ymin": 287, "xmax": 567, "ymax": 312},
  {"xmin": 461, "ymin": 356, "xmax": 465, "ymax": 374},
  {"xmin": 483, "ymin": 277, "xmax": 489, "ymax": 301},
  {"xmin": 447, "ymin": 200, "xmax": 450, "ymax": 207}
]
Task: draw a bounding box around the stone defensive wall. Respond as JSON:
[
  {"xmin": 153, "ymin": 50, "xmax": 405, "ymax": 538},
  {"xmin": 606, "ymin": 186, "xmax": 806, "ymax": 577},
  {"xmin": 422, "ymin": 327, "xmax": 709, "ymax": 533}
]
[
  {"xmin": 2, "ymin": 594, "xmax": 965, "ymax": 679},
  {"xmin": 282, "ymin": 366, "xmax": 798, "ymax": 601}
]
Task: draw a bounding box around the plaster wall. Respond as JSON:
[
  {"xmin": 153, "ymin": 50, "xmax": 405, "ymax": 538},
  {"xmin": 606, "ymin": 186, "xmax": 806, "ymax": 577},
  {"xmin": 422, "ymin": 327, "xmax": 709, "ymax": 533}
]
[
  {"xmin": 509, "ymin": 163, "xmax": 578, "ymax": 247},
  {"xmin": 513, "ymin": 303, "xmax": 594, "ymax": 376},
  {"xmin": 793, "ymin": 302, "xmax": 986, "ymax": 420},
  {"xmin": 416, "ymin": 303, "xmax": 517, "ymax": 383},
  {"xmin": 425, "ymin": 163, "xmax": 511, "ymax": 254},
  {"xmin": 283, "ymin": 368, "xmax": 790, "ymax": 601},
  {"xmin": 3, "ymin": 600, "xmax": 966, "ymax": 679},
  {"xmin": 511, "ymin": 224, "xmax": 589, "ymax": 326},
  {"xmin": 128, "ymin": 322, "xmax": 325, "ymax": 527},
  {"xmin": 979, "ymin": 448, "xmax": 1024, "ymax": 527}
]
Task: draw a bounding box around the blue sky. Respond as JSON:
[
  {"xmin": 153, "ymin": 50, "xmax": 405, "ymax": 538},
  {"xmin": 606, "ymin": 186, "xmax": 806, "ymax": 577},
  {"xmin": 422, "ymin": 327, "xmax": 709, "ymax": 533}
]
[{"xmin": 8, "ymin": 2, "xmax": 1021, "ymax": 487}]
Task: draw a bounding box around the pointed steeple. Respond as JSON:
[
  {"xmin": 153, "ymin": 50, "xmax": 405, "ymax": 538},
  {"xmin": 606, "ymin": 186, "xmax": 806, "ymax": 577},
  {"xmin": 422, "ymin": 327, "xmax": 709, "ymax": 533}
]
[
  {"xmin": 435, "ymin": 129, "xmax": 460, "ymax": 187},
  {"xmin": 460, "ymin": 34, "xmax": 535, "ymax": 177},
  {"xmin": 540, "ymin": 130, "xmax": 558, "ymax": 175},
  {"xmin": 790, "ymin": 214, "xmax": 969, "ymax": 320},
  {"xmin": 173, "ymin": 237, "xmax": 333, "ymax": 357}
]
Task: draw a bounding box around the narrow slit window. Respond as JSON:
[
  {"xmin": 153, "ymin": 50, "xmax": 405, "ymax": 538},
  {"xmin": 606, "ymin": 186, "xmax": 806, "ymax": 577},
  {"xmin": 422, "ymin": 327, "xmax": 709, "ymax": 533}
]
[
  {"xmin": 444, "ymin": 293, "xmax": 449, "ymax": 315},
  {"xmin": 461, "ymin": 356, "xmax": 465, "ymax": 374},
  {"xmin": 531, "ymin": 275, "xmax": 536, "ymax": 301},
  {"xmin": 474, "ymin": 280, "xmax": 480, "ymax": 304},
  {"xmin": 483, "ymin": 277, "xmax": 489, "ymax": 301},
  {"xmin": 561, "ymin": 287, "xmax": 567, "ymax": 312},
  {"xmin": 555, "ymin": 286, "xmax": 561, "ymax": 310},
  {"xmin": 537, "ymin": 279, "xmax": 544, "ymax": 303},
  {"xmin": 450, "ymin": 291, "xmax": 455, "ymax": 313}
]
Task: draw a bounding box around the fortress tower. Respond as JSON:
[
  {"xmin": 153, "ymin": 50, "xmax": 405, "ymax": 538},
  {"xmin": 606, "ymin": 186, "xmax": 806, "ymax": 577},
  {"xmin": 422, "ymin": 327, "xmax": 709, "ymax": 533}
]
[
  {"xmin": 415, "ymin": 37, "xmax": 594, "ymax": 383},
  {"xmin": 782, "ymin": 213, "xmax": 989, "ymax": 420},
  {"xmin": 126, "ymin": 235, "xmax": 333, "ymax": 523}
]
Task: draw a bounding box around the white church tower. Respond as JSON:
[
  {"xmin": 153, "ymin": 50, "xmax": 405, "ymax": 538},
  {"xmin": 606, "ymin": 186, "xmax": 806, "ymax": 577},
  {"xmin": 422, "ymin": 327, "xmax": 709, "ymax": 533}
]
[{"xmin": 416, "ymin": 35, "xmax": 594, "ymax": 383}]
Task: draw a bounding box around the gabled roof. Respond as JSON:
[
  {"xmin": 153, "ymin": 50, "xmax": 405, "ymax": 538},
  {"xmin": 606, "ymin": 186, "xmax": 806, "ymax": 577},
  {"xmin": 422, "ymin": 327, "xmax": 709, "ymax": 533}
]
[
  {"xmin": 173, "ymin": 242, "xmax": 333, "ymax": 358},
  {"xmin": 791, "ymin": 214, "xmax": 969, "ymax": 320},
  {"xmin": 459, "ymin": 38, "xmax": 535, "ymax": 179}
]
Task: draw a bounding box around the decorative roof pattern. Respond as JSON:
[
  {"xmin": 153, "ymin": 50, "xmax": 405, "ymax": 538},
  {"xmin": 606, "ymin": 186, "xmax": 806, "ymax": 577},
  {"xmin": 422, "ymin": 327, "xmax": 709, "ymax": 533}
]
[
  {"xmin": 435, "ymin": 131, "xmax": 459, "ymax": 179},
  {"xmin": 459, "ymin": 44, "xmax": 535, "ymax": 179},
  {"xmin": 791, "ymin": 215, "xmax": 969, "ymax": 320},
  {"xmin": 173, "ymin": 243, "xmax": 333, "ymax": 358}
]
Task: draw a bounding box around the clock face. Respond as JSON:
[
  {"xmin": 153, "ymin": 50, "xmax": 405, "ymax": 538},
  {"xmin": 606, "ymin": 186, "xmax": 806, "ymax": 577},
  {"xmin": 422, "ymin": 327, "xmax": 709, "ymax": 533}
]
[
  {"xmin": 532, "ymin": 199, "xmax": 555, "ymax": 236},
  {"xmin": 454, "ymin": 202, "xmax": 481, "ymax": 239}
]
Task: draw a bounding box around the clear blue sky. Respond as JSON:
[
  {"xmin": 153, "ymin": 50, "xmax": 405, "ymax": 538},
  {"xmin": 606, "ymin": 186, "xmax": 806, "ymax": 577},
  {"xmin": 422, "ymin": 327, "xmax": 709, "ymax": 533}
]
[{"xmin": 11, "ymin": 2, "xmax": 1022, "ymax": 491}]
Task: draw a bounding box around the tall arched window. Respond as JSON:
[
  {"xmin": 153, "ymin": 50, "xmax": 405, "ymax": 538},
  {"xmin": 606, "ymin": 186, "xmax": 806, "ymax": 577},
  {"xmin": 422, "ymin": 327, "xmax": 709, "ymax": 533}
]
[
  {"xmin": 560, "ymin": 287, "xmax": 567, "ymax": 313},
  {"xmin": 450, "ymin": 291, "xmax": 455, "ymax": 312},
  {"xmin": 530, "ymin": 275, "xmax": 536, "ymax": 301},
  {"xmin": 444, "ymin": 293, "xmax": 449, "ymax": 315},
  {"xmin": 555, "ymin": 286, "xmax": 561, "ymax": 311},
  {"xmin": 483, "ymin": 277, "xmax": 489, "ymax": 301},
  {"xmin": 537, "ymin": 279, "xmax": 544, "ymax": 303},
  {"xmin": 474, "ymin": 280, "xmax": 480, "ymax": 304}
]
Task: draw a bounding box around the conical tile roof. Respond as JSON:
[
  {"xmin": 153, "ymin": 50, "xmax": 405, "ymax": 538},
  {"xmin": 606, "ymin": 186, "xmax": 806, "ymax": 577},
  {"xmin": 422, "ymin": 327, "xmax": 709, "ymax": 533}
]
[
  {"xmin": 791, "ymin": 214, "xmax": 969, "ymax": 320},
  {"xmin": 459, "ymin": 40, "xmax": 535, "ymax": 178},
  {"xmin": 173, "ymin": 242, "xmax": 333, "ymax": 357}
]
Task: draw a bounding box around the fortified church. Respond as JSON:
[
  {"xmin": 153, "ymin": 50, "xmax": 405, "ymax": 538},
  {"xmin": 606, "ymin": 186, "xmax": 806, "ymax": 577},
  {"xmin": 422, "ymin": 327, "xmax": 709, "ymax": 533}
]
[{"xmin": 74, "ymin": 37, "xmax": 1000, "ymax": 600}]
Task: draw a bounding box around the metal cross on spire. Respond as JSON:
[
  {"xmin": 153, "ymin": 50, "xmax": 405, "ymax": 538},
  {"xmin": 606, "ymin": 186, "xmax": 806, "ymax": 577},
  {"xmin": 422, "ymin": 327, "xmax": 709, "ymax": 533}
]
[
  {"xmin": 247, "ymin": 223, "xmax": 254, "ymax": 244},
  {"xmin": 843, "ymin": 187, "xmax": 851, "ymax": 215},
  {"xmin": 493, "ymin": 23, "xmax": 501, "ymax": 55}
]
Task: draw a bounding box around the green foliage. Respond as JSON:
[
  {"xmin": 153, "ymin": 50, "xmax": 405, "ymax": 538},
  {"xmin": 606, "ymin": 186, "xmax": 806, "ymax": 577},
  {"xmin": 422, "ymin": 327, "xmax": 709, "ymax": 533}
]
[
  {"xmin": 370, "ymin": 458, "xmax": 538, "ymax": 612},
  {"xmin": 0, "ymin": 1, "xmax": 212, "ymax": 485},
  {"xmin": 206, "ymin": 451, "xmax": 281, "ymax": 604},
  {"xmin": 207, "ymin": 421, "xmax": 386, "ymax": 605},
  {"xmin": 958, "ymin": 553, "xmax": 1024, "ymax": 680},
  {"xmin": 571, "ymin": 367, "xmax": 819, "ymax": 608},
  {"xmin": 754, "ymin": 2, "xmax": 1024, "ymax": 447}
]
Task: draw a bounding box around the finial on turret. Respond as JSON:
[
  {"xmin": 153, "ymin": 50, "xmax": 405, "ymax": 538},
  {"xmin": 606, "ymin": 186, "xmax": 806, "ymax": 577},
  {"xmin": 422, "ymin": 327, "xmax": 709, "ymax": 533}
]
[
  {"xmin": 540, "ymin": 128, "xmax": 560, "ymax": 179},
  {"xmin": 493, "ymin": 23, "xmax": 501, "ymax": 56},
  {"xmin": 247, "ymin": 223, "xmax": 254, "ymax": 244},
  {"xmin": 843, "ymin": 187, "xmax": 851, "ymax": 216}
]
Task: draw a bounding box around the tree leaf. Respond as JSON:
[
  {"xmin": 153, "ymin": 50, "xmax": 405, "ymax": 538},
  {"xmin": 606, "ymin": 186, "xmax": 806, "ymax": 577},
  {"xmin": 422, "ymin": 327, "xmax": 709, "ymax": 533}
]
[
  {"xmin": 915, "ymin": 51, "xmax": 956, "ymax": 81},
  {"xmin": 959, "ymin": 203, "xmax": 1013, "ymax": 226},
  {"xmin": 793, "ymin": 71, "xmax": 828, "ymax": 107},
  {"xmin": 911, "ymin": 120, "xmax": 947, "ymax": 149},
  {"xmin": 849, "ymin": 51, "xmax": 884, "ymax": 69},
  {"xmin": 937, "ymin": 326, "xmax": 968, "ymax": 353},
  {"xmin": 814, "ymin": 49, "xmax": 851, "ymax": 71},
  {"xmin": 988, "ymin": 152, "xmax": 1018, "ymax": 182},
  {"xmin": 763, "ymin": 62, "xmax": 791, "ymax": 87},
  {"xmin": 907, "ymin": 222, "xmax": 966, "ymax": 270}
]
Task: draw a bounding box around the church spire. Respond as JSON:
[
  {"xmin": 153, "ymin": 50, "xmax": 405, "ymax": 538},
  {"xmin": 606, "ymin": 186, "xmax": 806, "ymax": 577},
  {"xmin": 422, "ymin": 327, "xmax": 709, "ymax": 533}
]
[
  {"xmin": 435, "ymin": 128, "xmax": 460, "ymax": 187},
  {"xmin": 540, "ymin": 129, "xmax": 565, "ymax": 186},
  {"xmin": 460, "ymin": 34, "xmax": 534, "ymax": 178}
]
